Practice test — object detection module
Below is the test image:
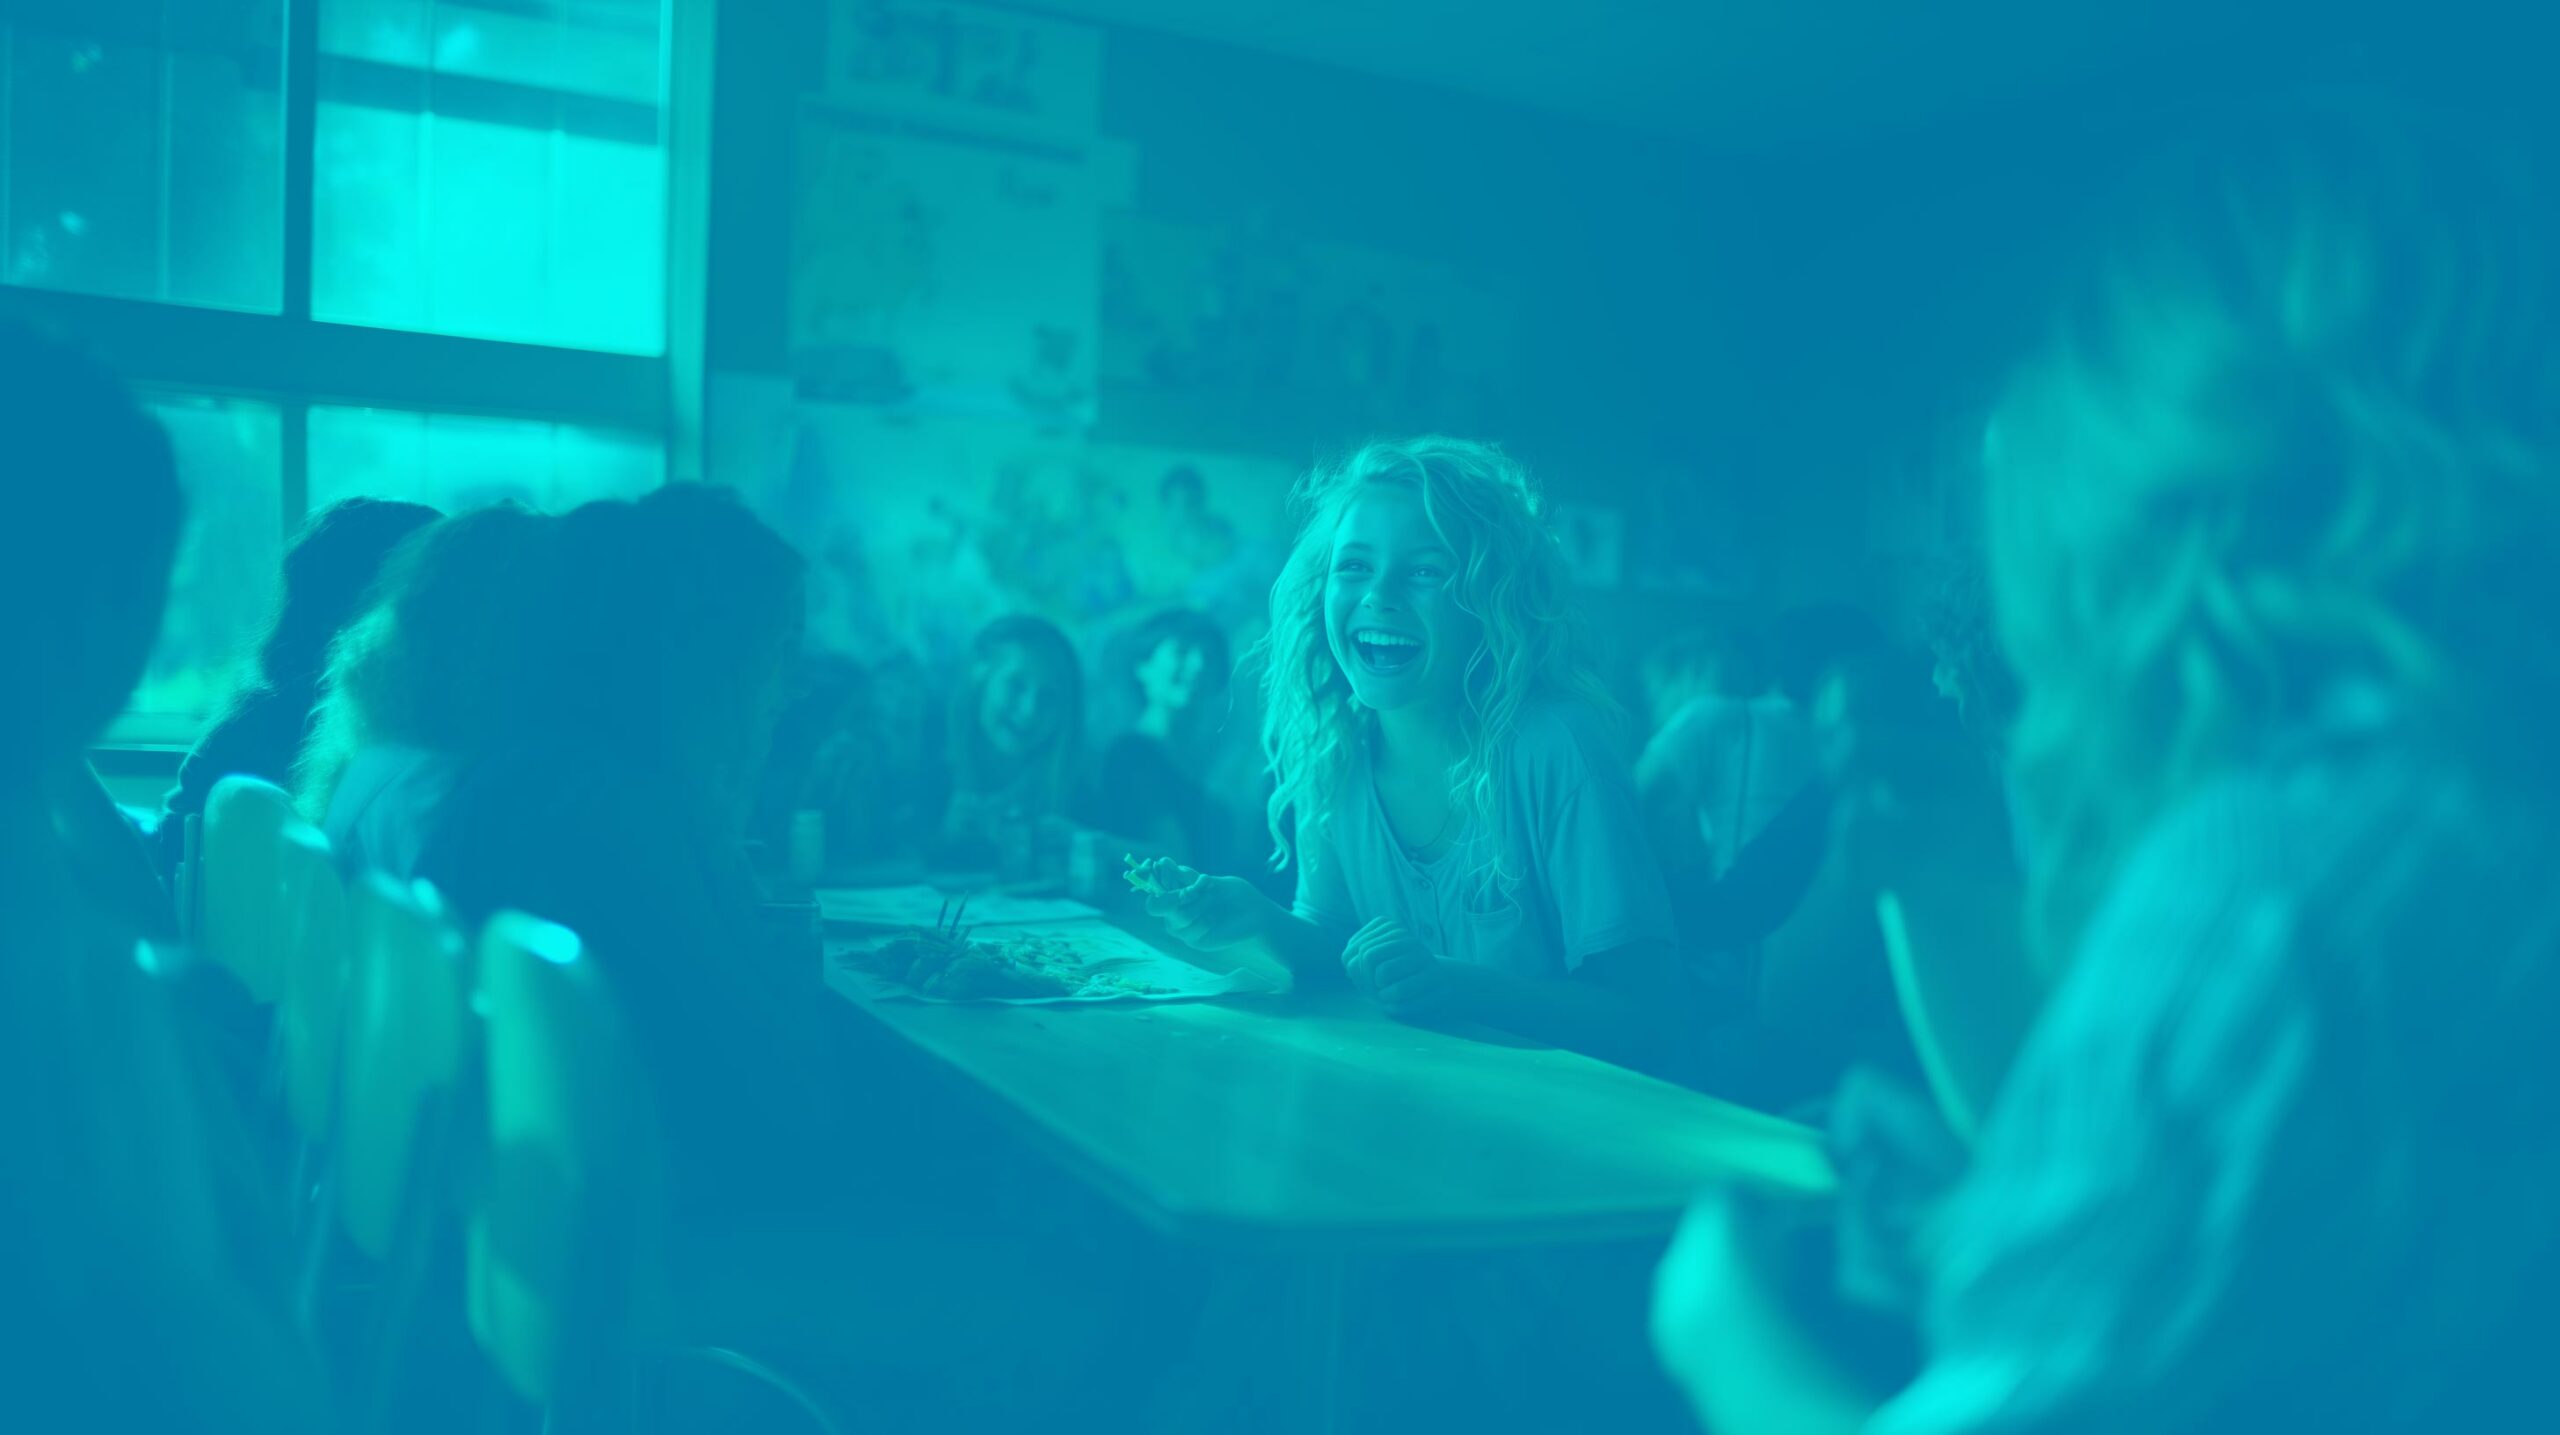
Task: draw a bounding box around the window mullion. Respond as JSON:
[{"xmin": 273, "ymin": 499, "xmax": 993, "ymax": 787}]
[{"xmin": 282, "ymin": 0, "xmax": 319, "ymax": 323}]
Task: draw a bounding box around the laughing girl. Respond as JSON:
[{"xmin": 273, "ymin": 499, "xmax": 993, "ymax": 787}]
[{"xmin": 1144, "ymin": 436, "xmax": 1685, "ymax": 1072}]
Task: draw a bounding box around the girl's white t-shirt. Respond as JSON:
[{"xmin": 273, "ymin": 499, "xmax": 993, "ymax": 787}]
[{"xmin": 1290, "ymin": 699, "xmax": 1678, "ymax": 977}]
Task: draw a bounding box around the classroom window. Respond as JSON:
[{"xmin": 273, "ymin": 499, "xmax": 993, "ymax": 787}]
[
  {"xmin": 311, "ymin": 0, "xmax": 669, "ymax": 354},
  {"xmin": 127, "ymin": 393, "xmax": 286, "ymax": 721},
  {"xmin": 0, "ymin": 0, "xmax": 287, "ymax": 313},
  {"xmin": 308, "ymin": 403, "xmax": 664, "ymax": 514},
  {"xmin": 5, "ymin": 0, "xmax": 685, "ymax": 736}
]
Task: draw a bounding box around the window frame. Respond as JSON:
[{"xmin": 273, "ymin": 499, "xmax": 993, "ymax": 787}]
[{"xmin": 0, "ymin": 0, "xmax": 714, "ymax": 747}]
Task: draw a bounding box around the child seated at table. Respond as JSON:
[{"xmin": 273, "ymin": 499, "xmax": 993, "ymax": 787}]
[
  {"xmin": 158, "ymin": 496, "xmax": 439, "ymax": 876},
  {"xmin": 297, "ymin": 503, "xmax": 555, "ymax": 877},
  {"xmin": 0, "ymin": 319, "xmax": 326, "ymax": 1432},
  {"xmin": 1086, "ymin": 606, "xmax": 1237, "ymax": 867},
  {"xmin": 1144, "ymin": 436, "xmax": 1687, "ymax": 1074},
  {"xmin": 1654, "ymin": 101, "xmax": 2560, "ymax": 1435},
  {"xmin": 398, "ymin": 487, "xmax": 827, "ymax": 1218},
  {"xmin": 933, "ymin": 613, "xmax": 1086, "ymax": 870}
]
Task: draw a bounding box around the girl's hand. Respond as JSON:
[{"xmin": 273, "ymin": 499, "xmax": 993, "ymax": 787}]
[
  {"xmin": 1143, "ymin": 872, "xmax": 1271, "ymax": 951},
  {"xmin": 1342, "ymin": 918, "xmax": 1456, "ymax": 1015},
  {"xmin": 1651, "ymin": 1188, "xmax": 1748, "ymax": 1411},
  {"xmin": 1651, "ymin": 1188, "xmax": 1877, "ymax": 1435},
  {"xmin": 1122, "ymin": 854, "xmax": 1196, "ymax": 897}
]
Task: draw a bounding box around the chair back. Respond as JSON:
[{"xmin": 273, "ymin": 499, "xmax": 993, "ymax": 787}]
[
  {"xmin": 336, "ymin": 874, "xmax": 472, "ymax": 1262},
  {"xmin": 468, "ymin": 910, "xmax": 657, "ymax": 1413},
  {"xmin": 199, "ymin": 776, "xmax": 304, "ymax": 1004},
  {"xmin": 275, "ymin": 821, "xmax": 349, "ymax": 1148},
  {"xmin": 465, "ymin": 914, "xmax": 842, "ymax": 1433}
]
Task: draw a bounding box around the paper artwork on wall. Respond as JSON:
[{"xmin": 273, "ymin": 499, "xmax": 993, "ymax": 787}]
[
  {"xmin": 1101, "ymin": 211, "xmax": 1520, "ymax": 454},
  {"xmin": 824, "ymin": 0, "xmax": 1102, "ymax": 141},
  {"xmin": 793, "ymin": 123, "xmax": 1103, "ymax": 428},
  {"xmin": 736, "ymin": 405, "xmax": 1299, "ymax": 665}
]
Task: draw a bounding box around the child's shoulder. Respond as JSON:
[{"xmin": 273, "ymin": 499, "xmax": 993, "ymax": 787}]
[{"xmin": 1504, "ymin": 692, "xmax": 1635, "ymax": 780}]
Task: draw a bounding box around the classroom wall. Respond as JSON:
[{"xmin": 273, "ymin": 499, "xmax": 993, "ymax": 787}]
[
  {"xmin": 1709, "ymin": 0, "xmax": 2560, "ymax": 626},
  {"xmin": 700, "ymin": 1, "xmax": 1770, "ymax": 692},
  {"xmin": 703, "ymin": 2, "xmax": 2556, "ymax": 687}
]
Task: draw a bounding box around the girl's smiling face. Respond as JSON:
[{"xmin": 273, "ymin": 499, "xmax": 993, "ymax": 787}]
[
  {"xmin": 978, "ymin": 643, "xmax": 1064, "ymax": 758},
  {"xmin": 1324, "ymin": 483, "xmax": 1481, "ymax": 713}
]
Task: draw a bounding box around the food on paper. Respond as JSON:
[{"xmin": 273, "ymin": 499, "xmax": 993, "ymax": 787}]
[{"xmin": 848, "ymin": 923, "xmax": 1175, "ymax": 1001}]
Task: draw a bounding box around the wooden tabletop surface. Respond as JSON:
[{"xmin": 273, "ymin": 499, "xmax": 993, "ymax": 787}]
[{"xmin": 822, "ymin": 916, "xmax": 1833, "ymax": 1251}]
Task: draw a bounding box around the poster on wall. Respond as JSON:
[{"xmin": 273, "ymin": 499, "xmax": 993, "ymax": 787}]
[
  {"xmin": 1101, "ymin": 211, "xmax": 1521, "ymax": 454},
  {"xmin": 793, "ymin": 121, "xmax": 1104, "ymax": 426},
  {"xmin": 735, "ymin": 404, "xmax": 1299, "ymax": 667},
  {"xmin": 824, "ymin": 0, "xmax": 1102, "ymax": 142}
]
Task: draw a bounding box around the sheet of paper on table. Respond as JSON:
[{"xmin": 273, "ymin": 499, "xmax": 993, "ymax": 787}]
[
  {"xmin": 817, "ymin": 884, "xmax": 1101, "ymax": 929},
  {"xmin": 827, "ymin": 918, "xmax": 1285, "ymax": 1005}
]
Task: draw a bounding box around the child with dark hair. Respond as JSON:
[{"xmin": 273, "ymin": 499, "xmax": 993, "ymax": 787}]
[
  {"xmin": 0, "ymin": 320, "xmax": 324, "ymax": 1431},
  {"xmin": 157, "ymin": 497, "xmax": 439, "ymax": 872},
  {"xmin": 408, "ymin": 485, "xmax": 815, "ymax": 1216},
  {"xmin": 1639, "ymin": 620, "xmax": 1815, "ymax": 892},
  {"xmin": 1640, "ymin": 605, "xmax": 1880, "ymax": 1041},
  {"xmin": 415, "ymin": 490, "xmax": 1123, "ymax": 1427},
  {"xmin": 936, "ymin": 613, "xmax": 1086, "ymax": 866},
  {"xmin": 1086, "ymin": 607, "xmax": 1234, "ymax": 864}
]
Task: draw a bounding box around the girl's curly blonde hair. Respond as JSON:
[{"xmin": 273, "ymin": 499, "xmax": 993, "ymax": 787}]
[
  {"xmin": 1253, "ymin": 436, "xmax": 1615, "ymax": 893},
  {"xmin": 1987, "ymin": 101, "xmax": 2560, "ymax": 964}
]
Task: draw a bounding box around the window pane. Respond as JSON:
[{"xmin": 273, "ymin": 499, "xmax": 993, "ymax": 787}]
[
  {"xmin": 128, "ymin": 393, "xmax": 285, "ymax": 720},
  {"xmin": 1, "ymin": 1, "xmax": 284, "ymax": 312},
  {"xmin": 321, "ymin": 0, "xmax": 659, "ymax": 105},
  {"xmin": 312, "ymin": 0, "xmax": 667, "ymax": 354},
  {"xmin": 311, "ymin": 100, "xmax": 427, "ymax": 328},
  {"xmin": 307, "ymin": 404, "xmax": 663, "ymax": 515}
]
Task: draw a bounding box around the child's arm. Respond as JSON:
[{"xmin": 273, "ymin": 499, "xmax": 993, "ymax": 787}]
[
  {"xmin": 1136, "ymin": 862, "xmax": 1348, "ymax": 983},
  {"xmin": 1346, "ymin": 923, "xmax": 1690, "ymax": 1075},
  {"xmin": 1653, "ymin": 1188, "xmax": 1881, "ymax": 1435}
]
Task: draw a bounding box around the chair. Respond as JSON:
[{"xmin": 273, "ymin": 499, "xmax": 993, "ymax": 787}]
[
  {"xmin": 468, "ymin": 911, "xmax": 846, "ymax": 1435},
  {"xmin": 318, "ymin": 874, "xmax": 479, "ymax": 1435},
  {"xmin": 196, "ymin": 776, "xmax": 349, "ymax": 1195},
  {"xmin": 470, "ymin": 910, "xmax": 658, "ymax": 1428},
  {"xmin": 278, "ymin": 823, "xmax": 351, "ymax": 1150},
  {"xmin": 198, "ymin": 776, "xmax": 306, "ymax": 1005},
  {"xmin": 337, "ymin": 874, "xmax": 472, "ymax": 1264}
]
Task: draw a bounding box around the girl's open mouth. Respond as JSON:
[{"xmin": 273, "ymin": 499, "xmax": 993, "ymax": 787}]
[{"xmin": 1352, "ymin": 628, "xmax": 1424, "ymax": 675}]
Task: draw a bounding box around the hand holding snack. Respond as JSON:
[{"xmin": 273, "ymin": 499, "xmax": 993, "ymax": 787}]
[
  {"xmin": 1130, "ymin": 853, "xmax": 1271, "ymax": 952},
  {"xmin": 1122, "ymin": 853, "xmax": 1200, "ymax": 897}
]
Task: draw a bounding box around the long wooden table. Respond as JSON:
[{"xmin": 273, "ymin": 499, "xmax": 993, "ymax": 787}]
[{"xmin": 821, "ymin": 924, "xmax": 1832, "ymax": 1252}]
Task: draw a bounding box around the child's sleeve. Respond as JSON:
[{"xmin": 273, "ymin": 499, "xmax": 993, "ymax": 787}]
[
  {"xmin": 1539, "ymin": 714, "xmax": 1681, "ymax": 969},
  {"xmin": 1288, "ymin": 805, "xmax": 1358, "ymax": 931}
]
